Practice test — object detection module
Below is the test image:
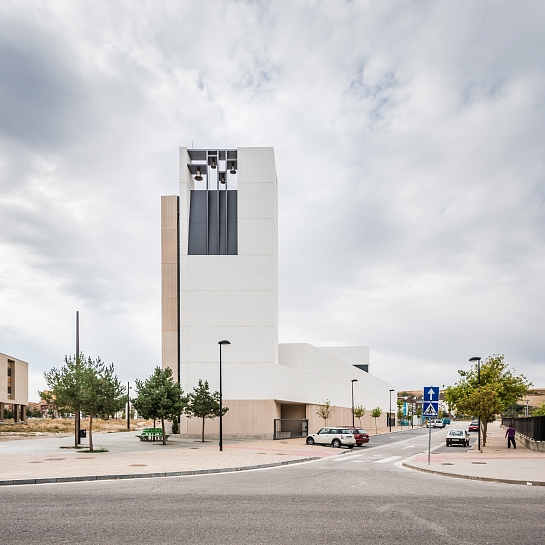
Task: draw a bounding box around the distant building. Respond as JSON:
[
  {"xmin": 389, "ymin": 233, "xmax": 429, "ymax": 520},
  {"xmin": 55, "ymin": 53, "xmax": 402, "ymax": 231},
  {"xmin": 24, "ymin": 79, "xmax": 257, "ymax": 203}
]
[
  {"xmin": 0, "ymin": 352, "xmax": 28, "ymax": 422},
  {"xmin": 161, "ymin": 147, "xmax": 395, "ymax": 439}
]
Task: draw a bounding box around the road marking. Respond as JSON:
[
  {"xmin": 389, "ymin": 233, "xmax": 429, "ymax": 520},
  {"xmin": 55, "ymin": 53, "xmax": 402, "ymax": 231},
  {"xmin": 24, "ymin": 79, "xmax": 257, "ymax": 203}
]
[
  {"xmin": 374, "ymin": 456, "xmax": 401, "ymax": 464},
  {"xmin": 352, "ymin": 460, "xmax": 371, "ymax": 463},
  {"xmin": 401, "ymin": 446, "xmax": 415, "ymax": 449}
]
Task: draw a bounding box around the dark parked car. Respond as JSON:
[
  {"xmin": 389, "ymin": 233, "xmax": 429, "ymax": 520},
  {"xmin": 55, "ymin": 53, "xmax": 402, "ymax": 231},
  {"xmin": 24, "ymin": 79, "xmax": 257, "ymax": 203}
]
[
  {"xmin": 341, "ymin": 427, "xmax": 370, "ymax": 446},
  {"xmin": 468, "ymin": 421, "xmax": 479, "ymax": 432}
]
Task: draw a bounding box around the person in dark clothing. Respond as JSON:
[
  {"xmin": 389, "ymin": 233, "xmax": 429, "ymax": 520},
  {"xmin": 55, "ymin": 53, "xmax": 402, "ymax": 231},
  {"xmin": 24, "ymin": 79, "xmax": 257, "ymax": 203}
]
[{"xmin": 505, "ymin": 425, "xmax": 516, "ymax": 449}]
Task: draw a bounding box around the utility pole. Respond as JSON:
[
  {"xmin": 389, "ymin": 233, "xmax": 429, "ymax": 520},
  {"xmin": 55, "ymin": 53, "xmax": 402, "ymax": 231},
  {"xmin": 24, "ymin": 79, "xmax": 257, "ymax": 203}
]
[{"xmin": 75, "ymin": 311, "xmax": 81, "ymax": 446}]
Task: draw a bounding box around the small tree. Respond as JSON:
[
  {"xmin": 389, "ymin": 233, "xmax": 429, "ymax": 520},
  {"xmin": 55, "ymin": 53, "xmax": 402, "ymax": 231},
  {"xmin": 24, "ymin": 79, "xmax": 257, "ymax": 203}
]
[
  {"xmin": 315, "ymin": 400, "xmax": 335, "ymax": 426},
  {"xmin": 184, "ymin": 379, "xmax": 228, "ymax": 443},
  {"xmin": 80, "ymin": 359, "xmax": 125, "ymax": 452},
  {"xmin": 371, "ymin": 407, "xmax": 382, "ymax": 434},
  {"xmin": 533, "ymin": 401, "xmax": 545, "ymax": 417},
  {"xmin": 397, "ymin": 399, "xmax": 404, "ymax": 427},
  {"xmin": 44, "ymin": 354, "xmax": 87, "ymax": 447},
  {"xmin": 133, "ymin": 367, "xmax": 187, "ymax": 445},
  {"xmin": 445, "ymin": 354, "xmax": 531, "ymax": 446},
  {"xmin": 353, "ymin": 405, "xmax": 365, "ymax": 427}
]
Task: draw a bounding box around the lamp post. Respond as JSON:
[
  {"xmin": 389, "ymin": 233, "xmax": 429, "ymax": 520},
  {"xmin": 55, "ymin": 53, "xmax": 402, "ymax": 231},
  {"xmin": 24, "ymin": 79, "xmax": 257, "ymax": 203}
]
[
  {"xmin": 127, "ymin": 382, "xmax": 132, "ymax": 430},
  {"xmin": 218, "ymin": 340, "xmax": 231, "ymax": 452},
  {"xmin": 469, "ymin": 357, "xmax": 481, "ymax": 451},
  {"xmin": 351, "ymin": 379, "xmax": 358, "ymax": 427},
  {"xmin": 526, "ymin": 399, "xmax": 529, "ymax": 418},
  {"xmin": 389, "ymin": 389, "xmax": 395, "ymax": 432}
]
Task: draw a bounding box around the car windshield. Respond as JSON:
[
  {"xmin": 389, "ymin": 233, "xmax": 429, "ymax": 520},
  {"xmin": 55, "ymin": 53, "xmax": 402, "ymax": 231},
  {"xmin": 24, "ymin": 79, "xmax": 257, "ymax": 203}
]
[
  {"xmin": 450, "ymin": 430, "xmax": 463, "ymax": 436},
  {"xmin": 356, "ymin": 429, "xmax": 367, "ymax": 434}
]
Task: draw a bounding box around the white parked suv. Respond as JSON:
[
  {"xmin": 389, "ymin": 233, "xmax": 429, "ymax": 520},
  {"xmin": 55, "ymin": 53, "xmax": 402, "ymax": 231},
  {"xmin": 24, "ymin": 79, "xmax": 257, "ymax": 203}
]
[{"xmin": 306, "ymin": 427, "xmax": 356, "ymax": 449}]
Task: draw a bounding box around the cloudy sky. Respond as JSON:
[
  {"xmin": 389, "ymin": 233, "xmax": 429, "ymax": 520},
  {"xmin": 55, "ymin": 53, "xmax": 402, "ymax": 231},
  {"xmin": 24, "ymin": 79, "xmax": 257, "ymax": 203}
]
[{"xmin": 1, "ymin": 1, "xmax": 544, "ymax": 401}]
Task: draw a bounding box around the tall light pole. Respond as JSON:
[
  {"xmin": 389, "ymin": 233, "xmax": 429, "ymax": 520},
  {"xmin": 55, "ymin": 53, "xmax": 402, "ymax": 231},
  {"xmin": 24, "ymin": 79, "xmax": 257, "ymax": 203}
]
[
  {"xmin": 469, "ymin": 357, "xmax": 481, "ymax": 451},
  {"xmin": 351, "ymin": 379, "xmax": 358, "ymax": 427},
  {"xmin": 526, "ymin": 399, "xmax": 529, "ymax": 418},
  {"xmin": 218, "ymin": 340, "xmax": 231, "ymax": 452},
  {"xmin": 389, "ymin": 389, "xmax": 395, "ymax": 432},
  {"xmin": 127, "ymin": 382, "xmax": 131, "ymax": 430}
]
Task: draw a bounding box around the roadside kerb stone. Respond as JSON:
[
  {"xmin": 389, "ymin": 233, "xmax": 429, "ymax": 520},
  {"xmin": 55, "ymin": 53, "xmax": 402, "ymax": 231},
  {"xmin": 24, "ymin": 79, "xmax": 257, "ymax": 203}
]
[{"xmin": 0, "ymin": 456, "xmax": 320, "ymax": 487}]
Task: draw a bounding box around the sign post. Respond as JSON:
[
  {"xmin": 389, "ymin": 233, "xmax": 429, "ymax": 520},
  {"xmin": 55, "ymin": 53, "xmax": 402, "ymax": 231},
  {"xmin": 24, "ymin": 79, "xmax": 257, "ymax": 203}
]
[{"xmin": 423, "ymin": 387, "xmax": 440, "ymax": 465}]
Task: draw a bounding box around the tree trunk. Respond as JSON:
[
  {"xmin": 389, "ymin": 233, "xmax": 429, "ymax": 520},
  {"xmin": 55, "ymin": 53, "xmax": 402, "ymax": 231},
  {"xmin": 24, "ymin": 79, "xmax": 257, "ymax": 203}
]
[
  {"xmin": 89, "ymin": 412, "xmax": 94, "ymax": 452},
  {"xmin": 482, "ymin": 421, "xmax": 488, "ymax": 447},
  {"xmin": 161, "ymin": 417, "xmax": 166, "ymax": 445},
  {"xmin": 201, "ymin": 416, "xmax": 205, "ymax": 442}
]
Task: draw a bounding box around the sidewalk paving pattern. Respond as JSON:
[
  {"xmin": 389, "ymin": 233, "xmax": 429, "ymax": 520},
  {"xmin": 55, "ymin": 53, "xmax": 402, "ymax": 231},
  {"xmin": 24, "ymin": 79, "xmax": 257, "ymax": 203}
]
[
  {"xmin": 0, "ymin": 432, "xmax": 339, "ymax": 485},
  {"xmin": 403, "ymin": 421, "xmax": 545, "ymax": 486}
]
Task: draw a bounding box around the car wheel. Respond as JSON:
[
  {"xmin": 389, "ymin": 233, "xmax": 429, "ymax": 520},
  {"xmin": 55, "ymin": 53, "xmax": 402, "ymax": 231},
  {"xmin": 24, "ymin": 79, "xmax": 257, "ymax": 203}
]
[
  {"xmin": 306, "ymin": 437, "xmax": 315, "ymax": 445},
  {"xmin": 446, "ymin": 443, "xmax": 449, "ymax": 447},
  {"xmin": 347, "ymin": 445, "xmax": 354, "ymax": 449},
  {"xmin": 332, "ymin": 439, "xmax": 341, "ymax": 448}
]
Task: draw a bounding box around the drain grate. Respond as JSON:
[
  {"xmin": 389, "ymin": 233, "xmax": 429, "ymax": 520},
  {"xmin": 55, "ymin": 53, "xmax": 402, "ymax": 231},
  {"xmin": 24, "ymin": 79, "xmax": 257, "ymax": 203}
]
[
  {"xmin": 441, "ymin": 463, "xmax": 454, "ymax": 466},
  {"xmin": 471, "ymin": 462, "xmax": 487, "ymax": 464},
  {"xmin": 130, "ymin": 464, "xmax": 147, "ymax": 467}
]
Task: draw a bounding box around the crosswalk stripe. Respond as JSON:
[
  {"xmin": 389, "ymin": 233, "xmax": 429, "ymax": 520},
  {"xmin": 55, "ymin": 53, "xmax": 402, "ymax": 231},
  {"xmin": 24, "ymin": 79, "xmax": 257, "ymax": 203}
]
[{"xmin": 374, "ymin": 455, "xmax": 401, "ymax": 464}]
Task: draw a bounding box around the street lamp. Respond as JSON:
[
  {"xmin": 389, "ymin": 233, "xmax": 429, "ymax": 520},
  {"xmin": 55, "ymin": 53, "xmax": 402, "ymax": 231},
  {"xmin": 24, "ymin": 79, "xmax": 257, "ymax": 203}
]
[
  {"xmin": 469, "ymin": 357, "xmax": 481, "ymax": 451},
  {"xmin": 526, "ymin": 399, "xmax": 529, "ymax": 418},
  {"xmin": 389, "ymin": 389, "xmax": 395, "ymax": 432},
  {"xmin": 218, "ymin": 340, "xmax": 231, "ymax": 452},
  {"xmin": 127, "ymin": 382, "xmax": 133, "ymax": 430},
  {"xmin": 351, "ymin": 379, "xmax": 358, "ymax": 427}
]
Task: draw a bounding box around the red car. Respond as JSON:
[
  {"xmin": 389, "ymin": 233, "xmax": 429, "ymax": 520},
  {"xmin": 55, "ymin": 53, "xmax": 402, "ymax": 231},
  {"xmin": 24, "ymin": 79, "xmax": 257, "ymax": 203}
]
[
  {"xmin": 342, "ymin": 427, "xmax": 370, "ymax": 446},
  {"xmin": 468, "ymin": 421, "xmax": 479, "ymax": 432}
]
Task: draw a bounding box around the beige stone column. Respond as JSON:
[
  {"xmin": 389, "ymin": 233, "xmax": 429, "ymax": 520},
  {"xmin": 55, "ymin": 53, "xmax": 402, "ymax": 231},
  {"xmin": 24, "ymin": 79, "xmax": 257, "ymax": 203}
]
[
  {"xmin": 13, "ymin": 404, "xmax": 19, "ymax": 422},
  {"xmin": 21, "ymin": 405, "xmax": 27, "ymax": 422},
  {"xmin": 0, "ymin": 402, "xmax": 4, "ymax": 421}
]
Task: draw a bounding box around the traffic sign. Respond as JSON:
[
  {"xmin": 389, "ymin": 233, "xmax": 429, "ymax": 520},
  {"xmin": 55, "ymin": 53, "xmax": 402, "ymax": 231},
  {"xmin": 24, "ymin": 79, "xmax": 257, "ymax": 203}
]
[
  {"xmin": 423, "ymin": 386, "xmax": 439, "ymax": 402},
  {"xmin": 422, "ymin": 402, "xmax": 439, "ymax": 418}
]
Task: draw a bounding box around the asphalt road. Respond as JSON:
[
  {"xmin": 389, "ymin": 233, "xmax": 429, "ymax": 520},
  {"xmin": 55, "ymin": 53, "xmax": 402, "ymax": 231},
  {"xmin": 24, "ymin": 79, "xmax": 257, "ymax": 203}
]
[{"xmin": 1, "ymin": 426, "xmax": 543, "ymax": 545}]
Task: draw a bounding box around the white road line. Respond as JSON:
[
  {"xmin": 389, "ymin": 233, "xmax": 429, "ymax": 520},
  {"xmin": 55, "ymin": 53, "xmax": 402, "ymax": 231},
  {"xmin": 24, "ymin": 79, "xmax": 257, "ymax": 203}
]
[
  {"xmin": 374, "ymin": 455, "xmax": 401, "ymax": 464},
  {"xmin": 352, "ymin": 460, "xmax": 371, "ymax": 463},
  {"xmin": 401, "ymin": 446, "xmax": 415, "ymax": 449}
]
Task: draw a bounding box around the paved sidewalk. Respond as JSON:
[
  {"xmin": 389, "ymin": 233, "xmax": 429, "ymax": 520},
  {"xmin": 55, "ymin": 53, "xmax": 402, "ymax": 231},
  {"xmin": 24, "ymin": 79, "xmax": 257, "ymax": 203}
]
[
  {"xmin": 403, "ymin": 421, "xmax": 545, "ymax": 486},
  {"xmin": 0, "ymin": 432, "xmax": 343, "ymax": 486}
]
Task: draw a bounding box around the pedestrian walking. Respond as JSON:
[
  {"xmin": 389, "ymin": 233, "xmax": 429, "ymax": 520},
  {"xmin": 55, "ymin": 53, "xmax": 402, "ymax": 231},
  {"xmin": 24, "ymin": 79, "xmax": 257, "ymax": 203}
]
[{"xmin": 505, "ymin": 424, "xmax": 516, "ymax": 449}]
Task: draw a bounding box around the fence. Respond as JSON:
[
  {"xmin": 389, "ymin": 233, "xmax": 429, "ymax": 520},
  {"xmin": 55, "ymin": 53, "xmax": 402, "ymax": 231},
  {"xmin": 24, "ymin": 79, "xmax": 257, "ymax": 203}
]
[
  {"xmin": 502, "ymin": 416, "xmax": 545, "ymax": 441},
  {"xmin": 273, "ymin": 419, "xmax": 308, "ymax": 440}
]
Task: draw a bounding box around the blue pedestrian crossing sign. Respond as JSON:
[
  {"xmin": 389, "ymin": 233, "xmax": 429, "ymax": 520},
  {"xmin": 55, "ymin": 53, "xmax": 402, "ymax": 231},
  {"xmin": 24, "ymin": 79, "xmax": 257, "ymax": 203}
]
[
  {"xmin": 423, "ymin": 386, "xmax": 439, "ymax": 402},
  {"xmin": 423, "ymin": 402, "xmax": 439, "ymax": 418}
]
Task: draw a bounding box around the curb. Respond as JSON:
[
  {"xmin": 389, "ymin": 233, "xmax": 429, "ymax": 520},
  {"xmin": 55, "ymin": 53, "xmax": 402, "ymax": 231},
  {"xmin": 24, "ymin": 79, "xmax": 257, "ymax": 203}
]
[
  {"xmin": 402, "ymin": 462, "xmax": 545, "ymax": 487},
  {"xmin": 0, "ymin": 456, "xmax": 320, "ymax": 487}
]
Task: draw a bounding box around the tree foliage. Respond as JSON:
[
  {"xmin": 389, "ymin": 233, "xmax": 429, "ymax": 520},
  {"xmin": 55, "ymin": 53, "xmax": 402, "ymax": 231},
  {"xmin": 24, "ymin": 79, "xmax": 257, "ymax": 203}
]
[
  {"xmin": 371, "ymin": 407, "xmax": 382, "ymax": 434},
  {"xmin": 533, "ymin": 401, "xmax": 545, "ymax": 417},
  {"xmin": 133, "ymin": 367, "xmax": 187, "ymax": 445},
  {"xmin": 184, "ymin": 379, "xmax": 228, "ymax": 443},
  {"xmin": 444, "ymin": 354, "xmax": 531, "ymax": 446},
  {"xmin": 315, "ymin": 400, "xmax": 335, "ymax": 426}
]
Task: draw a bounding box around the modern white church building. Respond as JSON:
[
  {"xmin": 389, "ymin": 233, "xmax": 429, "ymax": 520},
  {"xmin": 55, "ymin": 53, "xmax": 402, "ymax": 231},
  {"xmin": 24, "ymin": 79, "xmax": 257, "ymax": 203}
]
[{"xmin": 162, "ymin": 147, "xmax": 395, "ymax": 439}]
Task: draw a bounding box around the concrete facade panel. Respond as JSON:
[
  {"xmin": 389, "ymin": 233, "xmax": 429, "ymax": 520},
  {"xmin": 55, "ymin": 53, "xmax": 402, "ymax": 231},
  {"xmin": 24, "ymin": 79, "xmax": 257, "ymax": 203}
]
[
  {"xmin": 186, "ymin": 291, "xmax": 276, "ymax": 327},
  {"xmin": 238, "ymin": 183, "xmax": 276, "ymax": 219},
  {"xmin": 185, "ymin": 255, "xmax": 275, "ymax": 291},
  {"xmin": 238, "ymin": 219, "xmax": 276, "ymax": 255}
]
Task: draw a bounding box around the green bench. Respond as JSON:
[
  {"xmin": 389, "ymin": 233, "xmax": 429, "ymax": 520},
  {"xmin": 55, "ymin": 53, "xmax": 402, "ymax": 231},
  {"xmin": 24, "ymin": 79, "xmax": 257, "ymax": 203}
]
[{"xmin": 136, "ymin": 427, "xmax": 170, "ymax": 442}]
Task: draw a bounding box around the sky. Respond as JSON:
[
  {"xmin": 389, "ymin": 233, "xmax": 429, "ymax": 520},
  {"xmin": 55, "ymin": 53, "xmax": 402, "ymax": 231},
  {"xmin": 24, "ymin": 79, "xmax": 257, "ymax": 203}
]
[{"xmin": 1, "ymin": 0, "xmax": 544, "ymax": 401}]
